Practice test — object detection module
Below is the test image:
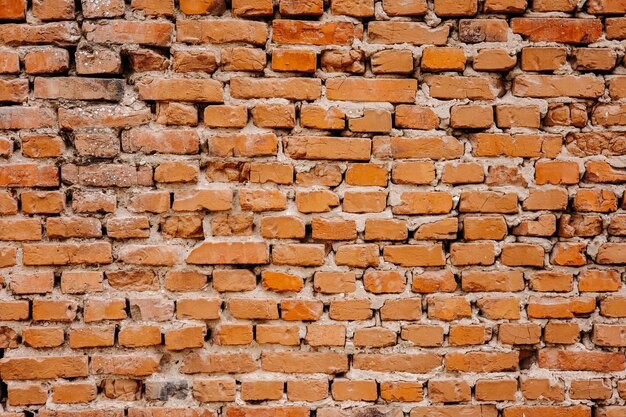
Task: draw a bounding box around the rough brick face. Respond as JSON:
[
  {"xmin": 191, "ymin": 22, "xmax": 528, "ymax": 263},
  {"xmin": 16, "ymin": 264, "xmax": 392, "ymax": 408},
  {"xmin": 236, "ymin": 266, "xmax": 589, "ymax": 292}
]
[{"xmin": 0, "ymin": 1, "xmax": 624, "ymax": 416}]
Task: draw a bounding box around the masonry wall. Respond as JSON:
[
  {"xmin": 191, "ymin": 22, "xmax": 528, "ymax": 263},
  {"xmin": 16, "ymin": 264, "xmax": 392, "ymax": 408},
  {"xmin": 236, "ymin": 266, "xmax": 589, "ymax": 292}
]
[{"xmin": 0, "ymin": 0, "xmax": 625, "ymax": 416}]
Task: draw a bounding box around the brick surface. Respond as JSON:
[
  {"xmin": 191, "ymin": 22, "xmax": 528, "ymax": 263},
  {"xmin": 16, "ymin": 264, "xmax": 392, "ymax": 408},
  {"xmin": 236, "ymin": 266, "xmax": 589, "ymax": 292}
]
[{"xmin": 0, "ymin": 1, "xmax": 624, "ymax": 416}]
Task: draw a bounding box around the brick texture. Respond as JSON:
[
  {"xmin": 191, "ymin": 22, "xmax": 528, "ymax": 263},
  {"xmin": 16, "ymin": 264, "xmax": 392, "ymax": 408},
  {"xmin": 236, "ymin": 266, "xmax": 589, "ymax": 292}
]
[{"xmin": 0, "ymin": 1, "xmax": 625, "ymax": 416}]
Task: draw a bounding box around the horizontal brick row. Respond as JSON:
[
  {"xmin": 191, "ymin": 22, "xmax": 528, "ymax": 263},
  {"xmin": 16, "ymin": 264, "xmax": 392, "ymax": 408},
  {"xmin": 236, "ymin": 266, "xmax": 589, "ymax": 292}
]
[
  {"xmin": 2, "ymin": 369, "xmax": 626, "ymax": 403},
  {"xmin": 4, "ymin": 46, "xmax": 626, "ymax": 77},
  {"xmin": 1, "ymin": 317, "xmax": 625, "ymax": 346},
  {"xmin": 3, "ymin": 0, "xmax": 626, "ymax": 20},
  {"xmin": 1, "ymin": 133, "xmax": 626, "ymax": 162},
  {"xmin": 1, "ymin": 240, "xmax": 626, "ymax": 266},
  {"xmin": 0, "ymin": 406, "xmax": 623, "ymax": 417},
  {"xmin": 0, "ymin": 349, "xmax": 623, "ymax": 377},
  {"xmin": 1, "ymin": 290, "xmax": 625, "ymax": 317},
  {"xmin": 3, "ymin": 75, "xmax": 626, "ymax": 103},
  {"xmin": 2, "ymin": 18, "xmax": 626, "ymax": 45}
]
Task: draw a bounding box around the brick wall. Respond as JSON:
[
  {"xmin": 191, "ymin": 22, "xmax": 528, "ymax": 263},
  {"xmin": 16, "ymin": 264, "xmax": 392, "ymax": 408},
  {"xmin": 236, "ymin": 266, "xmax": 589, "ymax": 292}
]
[{"xmin": 0, "ymin": 0, "xmax": 625, "ymax": 416}]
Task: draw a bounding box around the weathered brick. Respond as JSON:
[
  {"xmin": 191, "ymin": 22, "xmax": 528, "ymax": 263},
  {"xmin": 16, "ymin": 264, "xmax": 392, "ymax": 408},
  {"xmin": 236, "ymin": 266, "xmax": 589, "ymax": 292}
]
[
  {"xmin": 272, "ymin": 49, "xmax": 316, "ymax": 73},
  {"xmin": 187, "ymin": 242, "xmax": 268, "ymax": 264},
  {"xmin": 285, "ymin": 136, "xmax": 370, "ymax": 161},
  {"xmin": 177, "ymin": 19, "xmax": 267, "ymax": 45},
  {"xmin": 179, "ymin": 0, "xmax": 226, "ymax": 14},
  {"xmin": 131, "ymin": 0, "xmax": 175, "ymax": 15},
  {"xmin": 59, "ymin": 106, "xmax": 150, "ymax": 129},
  {"xmin": 232, "ymin": 0, "xmax": 273, "ymax": 16},
  {"xmin": 0, "ymin": 22, "xmax": 80, "ymax": 45},
  {"xmin": 273, "ymin": 20, "xmax": 362, "ymax": 45},
  {"xmin": 371, "ymin": 50, "xmax": 414, "ymax": 74},
  {"xmin": 231, "ymin": 77, "xmax": 321, "ymax": 100},
  {"xmin": 84, "ymin": 21, "xmax": 174, "ymax": 46},
  {"xmin": 511, "ymin": 18, "xmax": 602, "ymax": 43},
  {"xmin": 0, "ymin": 79, "xmax": 28, "ymax": 102},
  {"xmin": 1, "ymin": 356, "xmax": 88, "ymax": 380},
  {"xmin": 280, "ymin": 0, "xmax": 323, "ymax": 14},
  {"xmin": 138, "ymin": 78, "xmax": 223, "ymax": 102},
  {"xmin": 368, "ymin": 22, "xmax": 449, "ymax": 45},
  {"xmin": 513, "ymin": 75, "xmax": 604, "ymax": 98},
  {"xmin": 331, "ymin": 0, "xmax": 374, "ymax": 16},
  {"xmin": 23, "ymin": 242, "xmax": 111, "ymax": 265}
]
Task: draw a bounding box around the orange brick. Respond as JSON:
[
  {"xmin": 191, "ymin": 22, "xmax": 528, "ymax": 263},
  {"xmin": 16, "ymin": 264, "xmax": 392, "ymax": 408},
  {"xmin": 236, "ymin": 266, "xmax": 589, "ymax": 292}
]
[
  {"xmin": 273, "ymin": 20, "xmax": 362, "ymax": 45},
  {"xmin": 272, "ymin": 49, "xmax": 316, "ymax": 72},
  {"xmin": 421, "ymin": 47, "xmax": 466, "ymax": 71}
]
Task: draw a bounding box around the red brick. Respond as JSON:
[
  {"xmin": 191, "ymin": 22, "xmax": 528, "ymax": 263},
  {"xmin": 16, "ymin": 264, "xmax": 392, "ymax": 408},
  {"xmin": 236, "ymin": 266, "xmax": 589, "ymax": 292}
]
[
  {"xmin": 513, "ymin": 75, "xmax": 604, "ymax": 98},
  {"xmin": 332, "ymin": 0, "xmax": 374, "ymax": 16},
  {"xmin": 25, "ymin": 48, "xmax": 69, "ymax": 74},
  {"xmin": 332, "ymin": 379, "xmax": 377, "ymax": 401},
  {"xmin": 84, "ymin": 20, "xmax": 174, "ymax": 46},
  {"xmin": 384, "ymin": 244, "xmax": 445, "ymax": 267},
  {"xmin": 371, "ymin": 50, "xmax": 414, "ymax": 74},
  {"xmin": 528, "ymin": 296, "xmax": 595, "ymax": 319},
  {"xmin": 24, "ymin": 242, "xmax": 112, "ymax": 265},
  {"xmin": 231, "ymin": 77, "xmax": 321, "ymax": 101},
  {"xmin": 511, "ymin": 18, "xmax": 602, "ymax": 43},
  {"xmin": 74, "ymin": 132, "xmax": 119, "ymax": 157},
  {"xmin": 459, "ymin": 19, "xmax": 509, "ymax": 42},
  {"xmin": 226, "ymin": 407, "xmax": 308, "ymax": 417},
  {"xmin": 326, "ymin": 78, "xmax": 417, "ymax": 103},
  {"xmin": 131, "ymin": 0, "xmax": 175, "ymax": 15},
  {"xmin": 10, "ymin": 271, "xmax": 53, "ymax": 294},
  {"xmin": 426, "ymin": 75, "xmax": 501, "ymax": 100},
  {"xmin": 280, "ymin": 0, "xmax": 323, "ymax": 14},
  {"xmin": 177, "ymin": 19, "xmax": 267, "ymax": 45},
  {"xmin": 435, "ymin": 0, "xmax": 478, "ymax": 16},
  {"xmin": 484, "ymin": 0, "xmax": 526, "ymax": 12},
  {"xmin": 538, "ymin": 349, "xmax": 625, "ymax": 371},
  {"xmin": 353, "ymin": 353, "xmax": 442, "ymax": 373},
  {"xmin": 0, "ymin": 0, "xmax": 26, "ymax": 19},
  {"xmin": 382, "ymin": 0, "xmax": 427, "ymax": 15},
  {"xmin": 52, "ymin": 382, "xmax": 97, "ymax": 404},
  {"xmin": 428, "ymin": 380, "xmax": 471, "ymax": 403},
  {"xmin": 273, "ymin": 20, "xmax": 362, "ymax": 45},
  {"xmin": 33, "ymin": 0, "xmax": 75, "ymax": 20},
  {"xmin": 445, "ymin": 351, "xmax": 519, "ymax": 372},
  {"xmin": 81, "ymin": 0, "xmax": 124, "ymax": 18},
  {"xmin": 172, "ymin": 50, "xmax": 217, "ymax": 73},
  {"xmin": 314, "ymin": 271, "xmax": 356, "ymax": 294},
  {"xmin": 122, "ymin": 129, "xmax": 199, "ymax": 155},
  {"xmin": 59, "ymin": 105, "xmax": 150, "ymax": 129},
  {"xmin": 1, "ymin": 356, "xmax": 88, "ymax": 380},
  {"xmin": 262, "ymin": 352, "xmax": 348, "ymax": 374},
  {"xmin": 607, "ymin": 18, "xmax": 626, "ymax": 39},
  {"xmin": 138, "ymin": 78, "xmax": 223, "ymax": 102},
  {"xmin": 23, "ymin": 326, "xmax": 64, "ymax": 347},
  {"xmin": 0, "ymin": 79, "xmax": 27, "ymax": 103},
  {"xmin": 503, "ymin": 406, "xmax": 590, "ymax": 417},
  {"xmin": 252, "ymin": 104, "xmax": 296, "ymax": 128},
  {"xmin": 368, "ymin": 22, "xmax": 449, "ymax": 45},
  {"xmin": 91, "ymin": 354, "xmax": 162, "ymax": 376},
  {"xmin": 0, "ymin": 22, "xmax": 80, "ymax": 45},
  {"xmin": 232, "ymin": 0, "xmax": 273, "ymax": 16},
  {"xmin": 588, "ymin": 0, "xmax": 626, "ymax": 13},
  {"xmin": 474, "ymin": 49, "xmax": 517, "ymax": 71},
  {"xmin": 532, "ymin": 0, "xmax": 577, "ymax": 11},
  {"xmin": 285, "ymin": 136, "xmax": 371, "ymax": 161},
  {"xmin": 273, "ymin": 49, "xmax": 316, "ymax": 73},
  {"xmin": 179, "ymin": 0, "xmax": 226, "ymax": 14},
  {"xmin": 62, "ymin": 164, "xmax": 152, "ymax": 187}
]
